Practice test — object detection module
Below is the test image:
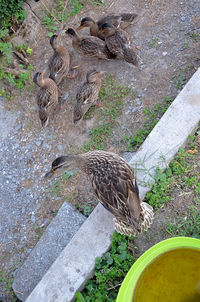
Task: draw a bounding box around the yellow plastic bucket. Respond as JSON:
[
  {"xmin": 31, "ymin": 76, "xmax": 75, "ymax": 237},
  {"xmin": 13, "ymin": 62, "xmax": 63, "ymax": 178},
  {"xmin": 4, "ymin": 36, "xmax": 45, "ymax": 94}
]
[{"xmin": 116, "ymin": 237, "xmax": 200, "ymax": 302}]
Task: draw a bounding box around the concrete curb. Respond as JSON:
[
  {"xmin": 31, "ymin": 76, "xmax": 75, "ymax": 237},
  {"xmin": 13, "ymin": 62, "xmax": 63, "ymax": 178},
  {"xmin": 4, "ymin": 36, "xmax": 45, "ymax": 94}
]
[
  {"xmin": 12, "ymin": 203, "xmax": 86, "ymax": 301},
  {"xmin": 26, "ymin": 68, "xmax": 200, "ymax": 302}
]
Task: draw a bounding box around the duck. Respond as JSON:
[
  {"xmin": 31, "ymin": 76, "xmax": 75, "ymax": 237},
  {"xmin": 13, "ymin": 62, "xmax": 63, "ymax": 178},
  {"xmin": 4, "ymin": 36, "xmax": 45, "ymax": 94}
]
[
  {"xmin": 77, "ymin": 13, "xmax": 138, "ymax": 40},
  {"xmin": 65, "ymin": 28, "xmax": 116, "ymax": 60},
  {"xmin": 48, "ymin": 32, "xmax": 77, "ymax": 85},
  {"xmin": 44, "ymin": 150, "xmax": 154, "ymax": 236},
  {"xmin": 73, "ymin": 69, "xmax": 104, "ymax": 124},
  {"xmin": 99, "ymin": 22, "xmax": 138, "ymax": 66},
  {"xmin": 33, "ymin": 71, "xmax": 58, "ymax": 127}
]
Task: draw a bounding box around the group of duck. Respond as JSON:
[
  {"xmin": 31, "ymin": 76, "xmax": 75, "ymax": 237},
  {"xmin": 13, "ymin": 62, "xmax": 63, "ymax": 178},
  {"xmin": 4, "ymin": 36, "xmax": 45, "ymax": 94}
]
[
  {"xmin": 33, "ymin": 13, "xmax": 139, "ymax": 127},
  {"xmin": 42, "ymin": 12, "xmax": 154, "ymax": 236}
]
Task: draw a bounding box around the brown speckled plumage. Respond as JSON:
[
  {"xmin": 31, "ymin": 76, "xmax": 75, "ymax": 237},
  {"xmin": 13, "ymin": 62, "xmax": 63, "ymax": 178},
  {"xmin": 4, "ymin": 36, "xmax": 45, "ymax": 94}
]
[
  {"xmin": 48, "ymin": 34, "xmax": 70, "ymax": 85},
  {"xmin": 45, "ymin": 150, "xmax": 154, "ymax": 236},
  {"xmin": 78, "ymin": 13, "xmax": 138, "ymax": 40},
  {"xmin": 33, "ymin": 72, "xmax": 58, "ymax": 127},
  {"xmin": 73, "ymin": 70, "xmax": 103, "ymax": 124},
  {"xmin": 66, "ymin": 28, "xmax": 115, "ymax": 59},
  {"xmin": 100, "ymin": 23, "xmax": 138, "ymax": 66}
]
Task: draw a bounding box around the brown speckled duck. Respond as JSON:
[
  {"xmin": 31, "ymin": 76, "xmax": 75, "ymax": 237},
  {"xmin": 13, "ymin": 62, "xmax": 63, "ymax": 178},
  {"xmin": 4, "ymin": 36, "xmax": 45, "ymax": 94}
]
[
  {"xmin": 33, "ymin": 71, "xmax": 58, "ymax": 127},
  {"xmin": 77, "ymin": 13, "xmax": 138, "ymax": 40},
  {"xmin": 99, "ymin": 22, "xmax": 138, "ymax": 66},
  {"xmin": 48, "ymin": 33, "xmax": 70, "ymax": 85},
  {"xmin": 45, "ymin": 150, "xmax": 154, "ymax": 236},
  {"xmin": 48, "ymin": 32, "xmax": 77, "ymax": 84},
  {"xmin": 73, "ymin": 70, "xmax": 104, "ymax": 124},
  {"xmin": 66, "ymin": 28, "xmax": 115, "ymax": 60}
]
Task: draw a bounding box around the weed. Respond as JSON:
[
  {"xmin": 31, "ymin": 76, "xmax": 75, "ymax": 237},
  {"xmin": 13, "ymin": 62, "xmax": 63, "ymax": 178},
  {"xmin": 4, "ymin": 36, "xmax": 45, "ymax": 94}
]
[
  {"xmin": 125, "ymin": 96, "xmax": 173, "ymax": 150},
  {"xmin": 190, "ymin": 32, "xmax": 199, "ymax": 42},
  {"xmin": 0, "ymin": 270, "xmax": 18, "ymax": 301},
  {"xmin": 183, "ymin": 42, "xmax": 189, "ymax": 49},
  {"xmin": 76, "ymin": 232, "xmax": 135, "ymax": 301},
  {"xmin": 0, "ymin": 29, "xmax": 34, "ymax": 93},
  {"xmin": 0, "ymin": 0, "xmax": 26, "ymax": 30},
  {"xmin": 144, "ymin": 137, "xmax": 199, "ymax": 210},
  {"xmin": 166, "ymin": 206, "xmax": 200, "ymax": 238},
  {"xmin": 79, "ymin": 74, "xmax": 137, "ymax": 151},
  {"xmin": 172, "ymin": 65, "xmax": 191, "ymax": 89},
  {"xmin": 42, "ymin": 0, "xmax": 103, "ymax": 37},
  {"xmin": 47, "ymin": 182, "xmax": 61, "ymax": 197},
  {"xmin": 76, "ymin": 204, "xmax": 92, "ymax": 217},
  {"xmin": 16, "ymin": 43, "xmax": 33, "ymax": 55},
  {"xmin": 62, "ymin": 170, "xmax": 77, "ymax": 181},
  {"xmin": 148, "ymin": 37, "xmax": 158, "ymax": 48}
]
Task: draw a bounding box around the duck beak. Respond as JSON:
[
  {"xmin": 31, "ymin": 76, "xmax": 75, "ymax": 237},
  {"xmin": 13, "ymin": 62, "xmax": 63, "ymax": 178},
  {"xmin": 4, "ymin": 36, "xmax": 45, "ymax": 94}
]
[
  {"xmin": 44, "ymin": 169, "xmax": 56, "ymax": 179},
  {"xmin": 41, "ymin": 70, "xmax": 46, "ymax": 77},
  {"xmin": 77, "ymin": 25, "xmax": 85, "ymax": 30}
]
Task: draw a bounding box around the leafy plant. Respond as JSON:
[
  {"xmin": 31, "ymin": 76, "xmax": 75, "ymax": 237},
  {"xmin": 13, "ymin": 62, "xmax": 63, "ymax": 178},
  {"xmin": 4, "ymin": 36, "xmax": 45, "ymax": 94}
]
[
  {"xmin": 76, "ymin": 204, "xmax": 92, "ymax": 217},
  {"xmin": 148, "ymin": 37, "xmax": 158, "ymax": 48},
  {"xmin": 0, "ymin": 0, "xmax": 26, "ymax": 30},
  {"xmin": 76, "ymin": 232, "xmax": 135, "ymax": 301}
]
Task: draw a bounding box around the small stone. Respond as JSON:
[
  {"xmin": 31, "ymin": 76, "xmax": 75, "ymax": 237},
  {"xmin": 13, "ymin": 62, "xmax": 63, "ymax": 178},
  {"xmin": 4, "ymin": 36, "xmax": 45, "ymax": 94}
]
[
  {"xmin": 180, "ymin": 16, "xmax": 186, "ymax": 22},
  {"xmin": 35, "ymin": 140, "xmax": 42, "ymax": 147},
  {"xmin": 162, "ymin": 51, "xmax": 168, "ymax": 56},
  {"xmin": 63, "ymin": 92, "xmax": 69, "ymax": 101},
  {"xmin": 31, "ymin": 213, "xmax": 36, "ymax": 224},
  {"xmin": 15, "ymin": 123, "xmax": 22, "ymax": 131},
  {"xmin": 57, "ymin": 145, "xmax": 63, "ymax": 151}
]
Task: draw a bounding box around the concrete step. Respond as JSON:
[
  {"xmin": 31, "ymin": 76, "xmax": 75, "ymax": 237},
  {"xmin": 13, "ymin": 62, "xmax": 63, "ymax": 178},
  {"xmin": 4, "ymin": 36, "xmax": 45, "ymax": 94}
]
[
  {"xmin": 24, "ymin": 68, "xmax": 200, "ymax": 302},
  {"xmin": 12, "ymin": 202, "xmax": 86, "ymax": 301}
]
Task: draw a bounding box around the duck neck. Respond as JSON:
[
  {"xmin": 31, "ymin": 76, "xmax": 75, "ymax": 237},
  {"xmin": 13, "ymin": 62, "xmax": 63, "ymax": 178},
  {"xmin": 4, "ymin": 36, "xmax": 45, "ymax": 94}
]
[
  {"xmin": 90, "ymin": 22, "xmax": 99, "ymax": 37},
  {"xmin": 72, "ymin": 31, "xmax": 81, "ymax": 42}
]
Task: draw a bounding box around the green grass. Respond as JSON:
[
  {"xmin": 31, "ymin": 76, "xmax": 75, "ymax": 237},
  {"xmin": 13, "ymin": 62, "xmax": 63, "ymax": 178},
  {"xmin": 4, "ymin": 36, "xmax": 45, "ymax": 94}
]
[
  {"xmin": 148, "ymin": 37, "xmax": 158, "ymax": 48},
  {"xmin": 190, "ymin": 32, "xmax": 199, "ymax": 42},
  {"xmin": 166, "ymin": 205, "xmax": 200, "ymax": 238},
  {"xmin": 124, "ymin": 96, "xmax": 173, "ymax": 150},
  {"xmin": 42, "ymin": 0, "xmax": 104, "ymax": 37},
  {"xmin": 76, "ymin": 232, "xmax": 135, "ymax": 302},
  {"xmin": 0, "ymin": 270, "xmax": 18, "ymax": 301},
  {"xmin": 144, "ymin": 135, "xmax": 199, "ymax": 210},
  {"xmin": 67, "ymin": 74, "xmax": 137, "ymax": 153}
]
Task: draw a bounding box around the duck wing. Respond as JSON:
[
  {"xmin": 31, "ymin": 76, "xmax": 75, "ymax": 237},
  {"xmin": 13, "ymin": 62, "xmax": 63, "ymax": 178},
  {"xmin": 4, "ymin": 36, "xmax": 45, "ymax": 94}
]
[
  {"xmin": 79, "ymin": 36, "xmax": 109, "ymax": 59},
  {"xmin": 91, "ymin": 165, "xmax": 142, "ymax": 231},
  {"xmin": 76, "ymin": 83, "xmax": 94, "ymax": 105}
]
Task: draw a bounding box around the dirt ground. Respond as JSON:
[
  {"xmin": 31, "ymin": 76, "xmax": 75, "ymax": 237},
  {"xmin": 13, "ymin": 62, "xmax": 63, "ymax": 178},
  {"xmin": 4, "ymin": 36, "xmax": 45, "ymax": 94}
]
[{"xmin": 0, "ymin": 0, "xmax": 200, "ymax": 300}]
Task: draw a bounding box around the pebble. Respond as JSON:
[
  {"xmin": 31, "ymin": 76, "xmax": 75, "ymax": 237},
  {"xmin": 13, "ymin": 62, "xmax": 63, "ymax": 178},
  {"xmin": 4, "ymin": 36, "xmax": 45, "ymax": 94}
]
[
  {"xmin": 57, "ymin": 145, "xmax": 63, "ymax": 151},
  {"xmin": 15, "ymin": 123, "xmax": 22, "ymax": 131},
  {"xmin": 180, "ymin": 16, "xmax": 186, "ymax": 22},
  {"xmin": 35, "ymin": 140, "xmax": 42, "ymax": 147},
  {"xmin": 31, "ymin": 213, "xmax": 36, "ymax": 224}
]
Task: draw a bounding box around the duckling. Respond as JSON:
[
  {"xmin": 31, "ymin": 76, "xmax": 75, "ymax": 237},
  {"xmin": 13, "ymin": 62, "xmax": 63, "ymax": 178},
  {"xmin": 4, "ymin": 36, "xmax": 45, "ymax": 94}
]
[
  {"xmin": 45, "ymin": 150, "xmax": 154, "ymax": 236},
  {"xmin": 48, "ymin": 32, "xmax": 77, "ymax": 85},
  {"xmin": 66, "ymin": 28, "xmax": 116, "ymax": 60},
  {"xmin": 73, "ymin": 70, "xmax": 104, "ymax": 124},
  {"xmin": 33, "ymin": 71, "xmax": 58, "ymax": 127},
  {"xmin": 77, "ymin": 13, "xmax": 138, "ymax": 40},
  {"xmin": 48, "ymin": 32, "xmax": 70, "ymax": 85},
  {"xmin": 99, "ymin": 22, "xmax": 138, "ymax": 66}
]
